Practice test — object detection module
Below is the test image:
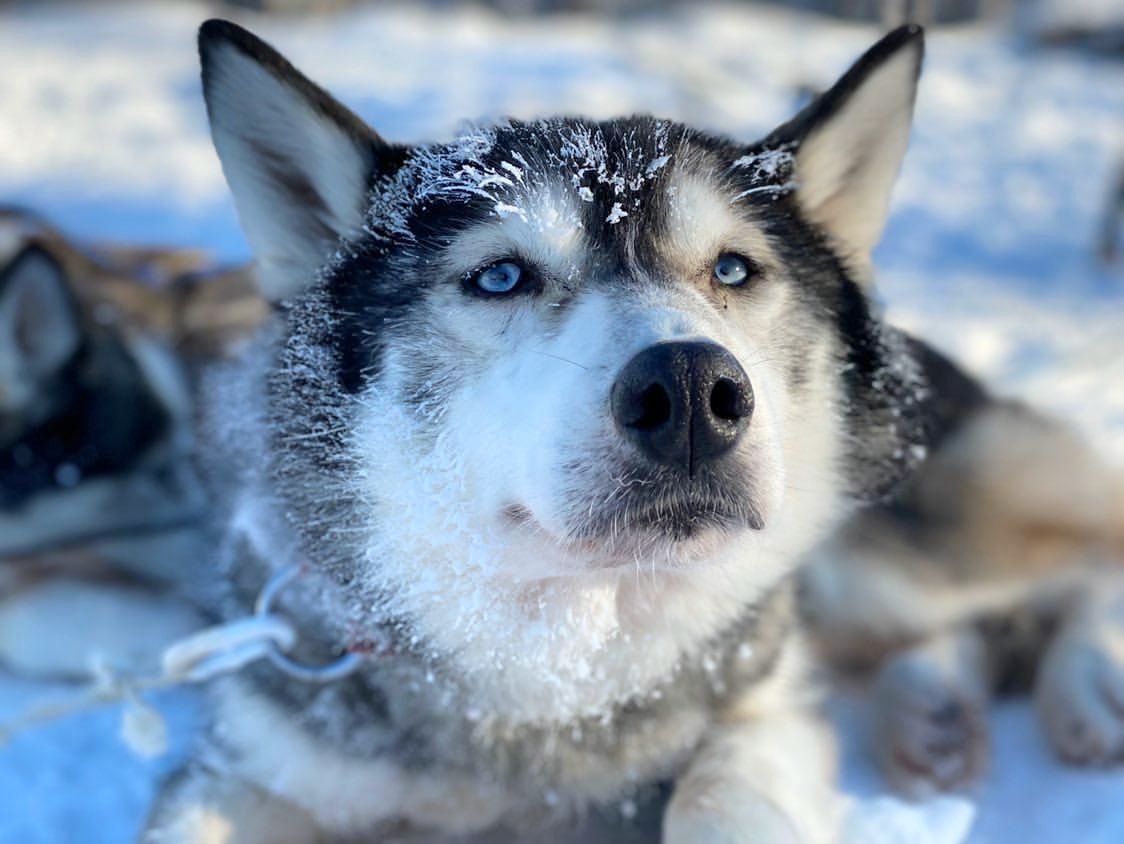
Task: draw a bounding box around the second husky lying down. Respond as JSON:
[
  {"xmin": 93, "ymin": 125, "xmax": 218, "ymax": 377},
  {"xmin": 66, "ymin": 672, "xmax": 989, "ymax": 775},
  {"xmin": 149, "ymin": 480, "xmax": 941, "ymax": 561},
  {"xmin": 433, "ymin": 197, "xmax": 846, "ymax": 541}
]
[
  {"xmin": 805, "ymin": 339, "xmax": 1124, "ymax": 795},
  {"xmin": 0, "ymin": 209, "xmax": 267, "ymax": 678},
  {"xmin": 0, "ymin": 208, "xmax": 265, "ymax": 569}
]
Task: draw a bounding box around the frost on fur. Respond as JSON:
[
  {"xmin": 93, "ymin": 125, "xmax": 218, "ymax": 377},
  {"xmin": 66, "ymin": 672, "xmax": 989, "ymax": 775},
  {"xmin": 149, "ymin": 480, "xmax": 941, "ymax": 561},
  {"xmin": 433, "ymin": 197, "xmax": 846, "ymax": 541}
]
[{"xmin": 360, "ymin": 119, "xmax": 681, "ymax": 250}]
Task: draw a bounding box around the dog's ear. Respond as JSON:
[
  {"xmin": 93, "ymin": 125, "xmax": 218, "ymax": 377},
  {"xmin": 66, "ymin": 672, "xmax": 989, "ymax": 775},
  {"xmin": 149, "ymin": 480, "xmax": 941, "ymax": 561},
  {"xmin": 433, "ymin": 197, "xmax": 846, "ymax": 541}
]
[
  {"xmin": 767, "ymin": 26, "xmax": 923, "ymax": 270},
  {"xmin": 198, "ymin": 20, "xmax": 401, "ymax": 302},
  {"xmin": 0, "ymin": 245, "xmax": 81, "ymax": 388}
]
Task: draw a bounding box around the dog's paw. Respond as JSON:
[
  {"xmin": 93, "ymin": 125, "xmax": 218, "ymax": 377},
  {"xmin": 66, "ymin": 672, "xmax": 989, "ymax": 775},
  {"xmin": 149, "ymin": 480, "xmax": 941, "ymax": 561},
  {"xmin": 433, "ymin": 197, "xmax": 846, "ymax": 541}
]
[
  {"xmin": 1035, "ymin": 626, "xmax": 1124, "ymax": 766},
  {"xmin": 663, "ymin": 788, "xmax": 801, "ymax": 844},
  {"xmin": 873, "ymin": 651, "xmax": 989, "ymax": 797}
]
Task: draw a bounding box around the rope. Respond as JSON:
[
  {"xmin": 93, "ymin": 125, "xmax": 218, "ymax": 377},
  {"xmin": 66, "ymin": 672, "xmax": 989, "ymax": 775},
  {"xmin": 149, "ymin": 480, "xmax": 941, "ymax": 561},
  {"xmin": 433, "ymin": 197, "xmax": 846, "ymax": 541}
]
[{"xmin": 0, "ymin": 565, "xmax": 371, "ymax": 755}]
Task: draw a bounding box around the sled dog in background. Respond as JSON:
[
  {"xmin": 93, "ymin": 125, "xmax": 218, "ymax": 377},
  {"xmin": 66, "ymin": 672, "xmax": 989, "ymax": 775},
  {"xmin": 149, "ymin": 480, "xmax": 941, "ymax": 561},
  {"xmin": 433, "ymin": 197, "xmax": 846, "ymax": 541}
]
[
  {"xmin": 0, "ymin": 211, "xmax": 266, "ymax": 678},
  {"xmin": 0, "ymin": 217, "xmax": 186, "ymax": 569},
  {"xmin": 804, "ymin": 339, "xmax": 1124, "ymax": 795},
  {"xmin": 0, "ymin": 209, "xmax": 265, "ymax": 568},
  {"xmin": 150, "ymin": 22, "xmax": 934, "ymax": 843}
]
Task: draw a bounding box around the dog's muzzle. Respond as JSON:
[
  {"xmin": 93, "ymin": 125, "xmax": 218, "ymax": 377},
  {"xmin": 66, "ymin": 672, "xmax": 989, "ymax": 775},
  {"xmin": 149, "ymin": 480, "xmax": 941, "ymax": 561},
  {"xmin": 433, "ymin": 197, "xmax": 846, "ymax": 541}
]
[{"xmin": 611, "ymin": 341, "xmax": 753, "ymax": 477}]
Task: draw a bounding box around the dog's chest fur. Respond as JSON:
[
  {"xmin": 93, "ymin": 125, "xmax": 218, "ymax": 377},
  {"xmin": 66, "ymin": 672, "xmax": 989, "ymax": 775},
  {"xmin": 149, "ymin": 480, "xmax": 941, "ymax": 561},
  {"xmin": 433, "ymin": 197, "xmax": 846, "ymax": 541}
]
[
  {"xmin": 209, "ymin": 521, "xmax": 796, "ymax": 807},
  {"xmin": 193, "ymin": 324, "xmax": 808, "ymax": 830}
]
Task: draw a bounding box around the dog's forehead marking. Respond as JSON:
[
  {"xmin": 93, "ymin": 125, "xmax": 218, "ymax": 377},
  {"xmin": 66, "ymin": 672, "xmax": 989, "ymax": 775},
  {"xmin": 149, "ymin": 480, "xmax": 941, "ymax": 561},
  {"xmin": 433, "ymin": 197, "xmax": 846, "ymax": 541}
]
[
  {"xmin": 361, "ymin": 119, "xmax": 681, "ymax": 247},
  {"xmin": 660, "ymin": 170, "xmax": 779, "ymax": 274},
  {"xmin": 444, "ymin": 184, "xmax": 585, "ymax": 275},
  {"xmin": 361, "ymin": 127, "xmax": 506, "ymax": 241},
  {"xmin": 553, "ymin": 119, "xmax": 674, "ymax": 201}
]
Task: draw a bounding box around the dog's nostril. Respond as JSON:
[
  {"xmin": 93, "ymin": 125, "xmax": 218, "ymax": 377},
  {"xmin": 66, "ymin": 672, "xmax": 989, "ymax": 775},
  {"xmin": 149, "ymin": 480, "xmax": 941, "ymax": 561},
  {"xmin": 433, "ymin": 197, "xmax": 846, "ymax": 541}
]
[
  {"xmin": 628, "ymin": 383, "xmax": 672, "ymax": 430},
  {"xmin": 710, "ymin": 377, "xmax": 748, "ymax": 422}
]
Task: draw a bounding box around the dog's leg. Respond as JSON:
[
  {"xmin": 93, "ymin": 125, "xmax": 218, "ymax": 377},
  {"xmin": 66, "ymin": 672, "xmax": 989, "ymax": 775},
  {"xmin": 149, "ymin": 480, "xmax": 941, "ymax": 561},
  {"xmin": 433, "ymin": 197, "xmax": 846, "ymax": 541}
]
[
  {"xmin": 664, "ymin": 637, "xmax": 840, "ymax": 844},
  {"xmin": 144, "ymin": 763, "xmax": 323, "ymax": 844},
  {"xmin": 1035, "ymin": 573, "xmax": 1124, "ymax": 765},
  {"xmin": 871, "ymin": 625, "xmax": 990, "ymax": 796}
]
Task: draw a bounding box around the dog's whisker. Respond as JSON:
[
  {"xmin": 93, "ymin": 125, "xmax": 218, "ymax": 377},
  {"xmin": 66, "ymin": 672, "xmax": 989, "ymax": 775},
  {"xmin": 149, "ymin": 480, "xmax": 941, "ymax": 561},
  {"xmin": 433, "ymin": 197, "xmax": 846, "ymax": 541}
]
[{"xmin": 532, "ymin": 349, "xmax": 591, "ymax": 371}]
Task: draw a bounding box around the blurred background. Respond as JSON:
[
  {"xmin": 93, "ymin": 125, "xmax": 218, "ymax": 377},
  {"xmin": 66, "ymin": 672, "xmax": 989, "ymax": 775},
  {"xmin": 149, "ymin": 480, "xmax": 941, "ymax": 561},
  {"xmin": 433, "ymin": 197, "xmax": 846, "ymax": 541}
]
[{"xmin": 0, "ymin": 0, "xmax": 1121, "ymax": 842}]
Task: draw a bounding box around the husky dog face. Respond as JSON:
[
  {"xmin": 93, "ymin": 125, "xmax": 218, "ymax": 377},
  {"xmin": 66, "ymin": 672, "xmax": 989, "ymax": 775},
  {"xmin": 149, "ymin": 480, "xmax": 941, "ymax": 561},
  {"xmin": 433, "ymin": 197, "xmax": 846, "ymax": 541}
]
[
  {"xmin": 339, "ymin": 122, "xmax": 808, "ymax": 565},
  {"xmin": 200, "ymin": 23, "xmax": 928, "ymax": 717}
]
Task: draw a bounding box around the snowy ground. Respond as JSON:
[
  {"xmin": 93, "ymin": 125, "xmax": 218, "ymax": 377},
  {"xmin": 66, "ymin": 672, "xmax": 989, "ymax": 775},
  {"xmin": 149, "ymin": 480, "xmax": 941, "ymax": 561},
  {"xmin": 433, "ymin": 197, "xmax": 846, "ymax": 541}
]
[{"xmin": 0, "ymin": 2, "xmax": 1122, "ymax": 842}]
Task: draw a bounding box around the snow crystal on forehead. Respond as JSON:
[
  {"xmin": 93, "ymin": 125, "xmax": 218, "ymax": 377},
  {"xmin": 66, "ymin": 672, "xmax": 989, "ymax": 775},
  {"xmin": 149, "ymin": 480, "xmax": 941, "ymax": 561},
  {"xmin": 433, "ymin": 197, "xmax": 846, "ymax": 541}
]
[
  {"xmin": 729, "ymin": 144, "xmax": 797, "ymax": 202},
  {"xmin": 606, "ymin": 203, "xmax": 628, "ymax": 225},
  {"xmin": 557, "ymin": 119, "xmax": 673, "ymax": 200},
  {"xmin": 362, "ymin": 124, "xmax": 509, "ymax": 242},
  {"xmin": 360, "ymin": 119, "xmax": 681, "ymax": 242}
]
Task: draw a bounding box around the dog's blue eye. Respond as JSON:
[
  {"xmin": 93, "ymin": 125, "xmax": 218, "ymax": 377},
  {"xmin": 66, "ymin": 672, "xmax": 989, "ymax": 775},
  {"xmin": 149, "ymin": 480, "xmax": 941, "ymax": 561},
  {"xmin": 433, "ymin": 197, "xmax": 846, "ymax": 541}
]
[
  {"xmin": 713, "ymin": 254, "xmax": 753, "ymax": 287},
  {"xmin": 473, "ymin": 262, "xmax": 524, "ymax": 295}
]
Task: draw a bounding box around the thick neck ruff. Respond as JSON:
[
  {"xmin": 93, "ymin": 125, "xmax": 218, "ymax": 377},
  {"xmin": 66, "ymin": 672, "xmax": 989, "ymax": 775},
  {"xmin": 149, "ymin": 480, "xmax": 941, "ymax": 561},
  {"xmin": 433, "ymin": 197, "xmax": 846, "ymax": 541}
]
[{"xmin": 223, "ymin": 537, "xmax": 797, "ymax": 792}]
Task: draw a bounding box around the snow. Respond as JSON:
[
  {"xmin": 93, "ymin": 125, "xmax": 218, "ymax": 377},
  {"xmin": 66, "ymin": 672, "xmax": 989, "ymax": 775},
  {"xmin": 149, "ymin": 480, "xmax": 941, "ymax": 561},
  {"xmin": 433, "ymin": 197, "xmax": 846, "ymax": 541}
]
[
  {"xmin": 0, "ymin": 1, "xmax": 1122, "ymax": 842},
  {"xmin": 606, "ymin": 202, "xmax": 629, "ymax": 224},
  {"xmin": 0, "ymin": 679, "xmax": 198, "ymax": 844},
  {"xmin": 842, "ymin": 796, "xmax": 975, "ymax": 844}
]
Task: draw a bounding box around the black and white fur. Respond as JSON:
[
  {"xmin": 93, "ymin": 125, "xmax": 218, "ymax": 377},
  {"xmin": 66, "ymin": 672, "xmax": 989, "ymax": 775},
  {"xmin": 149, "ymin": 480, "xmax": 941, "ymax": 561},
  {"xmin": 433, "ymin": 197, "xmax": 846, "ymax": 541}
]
[{"xmin": 149, "ymin": 22, "xmax": 931, "ymax": 843}]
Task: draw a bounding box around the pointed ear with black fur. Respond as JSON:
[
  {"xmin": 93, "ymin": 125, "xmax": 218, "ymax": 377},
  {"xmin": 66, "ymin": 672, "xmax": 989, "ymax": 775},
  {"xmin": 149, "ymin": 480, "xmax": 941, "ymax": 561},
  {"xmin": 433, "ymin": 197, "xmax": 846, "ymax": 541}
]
[
  {"xmin": 767, "ymin": 26, "xmax": 924, "ymax": 271},
  {"xmin": 198, "ymin": 19, "xmax": 401, "ymax": 302},
  {"xmin": 0, "ymin": 246, "xmax": 80, "ymax": 400}
]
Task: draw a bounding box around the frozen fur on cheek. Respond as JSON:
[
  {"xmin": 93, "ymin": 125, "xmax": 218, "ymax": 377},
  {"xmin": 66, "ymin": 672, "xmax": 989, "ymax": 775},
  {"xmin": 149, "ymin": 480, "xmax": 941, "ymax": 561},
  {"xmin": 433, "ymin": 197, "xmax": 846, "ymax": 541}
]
[{"xmin": 446, "ymin": 290, "xmax": 622, "ymax": 548}]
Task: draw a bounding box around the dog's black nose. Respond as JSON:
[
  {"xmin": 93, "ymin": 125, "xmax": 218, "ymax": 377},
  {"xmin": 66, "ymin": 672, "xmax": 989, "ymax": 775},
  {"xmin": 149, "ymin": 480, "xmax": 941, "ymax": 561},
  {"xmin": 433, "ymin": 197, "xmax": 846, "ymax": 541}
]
[{"xmin": 611, "ymin": 341, "xmax": 753, "ymax": 475}]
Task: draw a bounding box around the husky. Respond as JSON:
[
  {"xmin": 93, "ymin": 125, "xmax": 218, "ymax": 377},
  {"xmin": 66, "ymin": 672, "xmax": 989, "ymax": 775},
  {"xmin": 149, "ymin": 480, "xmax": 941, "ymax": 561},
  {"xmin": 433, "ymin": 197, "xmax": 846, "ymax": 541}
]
[
  {"xmin": 148, "ymin": 21, "xmax": 935, "ymax": 843},
  {"xmin": 0, "ymin": 212, "xmax": 264, "ymax": 674},
  {"xmin": 803, "ymin": 339, "xmax": 1124, "ymax": 796},
  {"xmin": 0, "ymin": 244, "xmax": 182, "ymax": 567}
]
